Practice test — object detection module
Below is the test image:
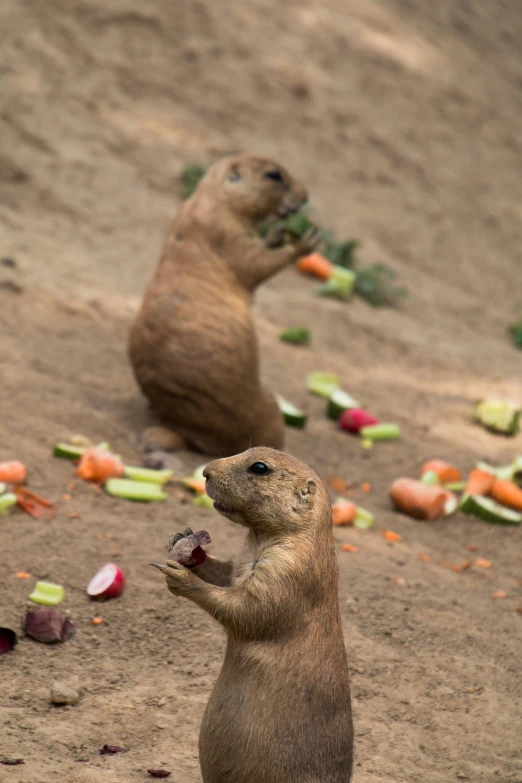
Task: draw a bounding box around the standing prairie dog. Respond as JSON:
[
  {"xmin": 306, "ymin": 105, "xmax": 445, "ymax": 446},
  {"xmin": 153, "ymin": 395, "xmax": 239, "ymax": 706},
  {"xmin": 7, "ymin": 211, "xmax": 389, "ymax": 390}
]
[
  {"xmin": 154, "ymin": 447, "xmax": 353, "ymax": 783},
  {"xmin": 128, "ymin": 154, "xmax": 318, "ymax": 457}
]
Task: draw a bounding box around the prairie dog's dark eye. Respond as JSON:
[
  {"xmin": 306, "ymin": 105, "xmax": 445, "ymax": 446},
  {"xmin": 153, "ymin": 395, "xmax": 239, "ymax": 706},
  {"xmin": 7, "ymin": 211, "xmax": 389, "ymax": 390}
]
[
  {"xmin": 264, "ymin": 169, "xmax": 283, "ymax": 182},
  {"xmin": 248, "ymin": 461, "xmax": 270, "ymax": 476}
]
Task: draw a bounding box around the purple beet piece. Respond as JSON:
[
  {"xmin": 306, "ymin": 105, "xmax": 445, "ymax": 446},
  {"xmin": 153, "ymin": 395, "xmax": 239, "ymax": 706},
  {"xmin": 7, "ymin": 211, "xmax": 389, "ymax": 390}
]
[
  {"xmin": 147, "ymin": 771, "xmax": 171, "ymax": 779},
  {"xmin": 25, "ymin": 608, "xmax": 76, "ymax": 644},
  {"xmin": 168, "ymin": 530, "xmax": 211, "ymax": 566},
  {"xmin": 100, "ymin": 745, "xmax": 127, "ymax": 755}
]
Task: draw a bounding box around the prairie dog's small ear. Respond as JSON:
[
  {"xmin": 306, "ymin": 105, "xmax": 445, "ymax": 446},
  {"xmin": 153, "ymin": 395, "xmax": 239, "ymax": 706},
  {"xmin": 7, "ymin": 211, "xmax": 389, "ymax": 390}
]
[
  {"xmin": 298, "ymin": 479, "xmax": 317, "ymax": 501},
  {"xmin": 228, "ymin": 164, "xmax": 241, "ymax": 183}
]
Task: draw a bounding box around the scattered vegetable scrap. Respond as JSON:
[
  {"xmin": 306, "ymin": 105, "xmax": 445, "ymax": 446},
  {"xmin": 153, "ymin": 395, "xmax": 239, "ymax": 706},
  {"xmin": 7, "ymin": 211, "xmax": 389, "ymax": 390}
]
[
  {"xmin": 0, "ymin": 493, "xmax": 17, "ymax": 515},
  {"xmin": 382, "ymin": 530, "xmax": 401, "ymax": 542},
  {"xmin": 327, "ymin": 476, "xmax": 347, "ymax": 493},
  {"xmin": 393, "ymin": 576, "xmax": 406, "ymax": 585},
  {"xmin": 418, "ymin": 553, "xmax": 431, "ymax": 563},
  {"xmin": 147, "ymin": 770, "xmax": 172, "ymax": 778},
  {"xmin": 0, "ymin": 759, "xmax": 24, "ymax": 765},
  {"xmin": 464, "ymin": 468, "xmax": 495, "ymax": 497},
  {"xmin": 104, "ymin": 478, "xmax": 167, "ymax": 502},
  {"xmin": 100, "ymin": 746, "xmax": 127, "ymax": 755},
  {"xmin": 361, "ymin": 482, "xmax": 371, "ymax": 494},
  {"xmin": 28, "ymin": 581, "xmax": 65, "ymax": 606},
  {"xmin": 341, "ymin": 544, "xmax": 358, "ymax": 553},
  {"xmin": 25, "ymin": 608, "xmax": 75, "ymax": 643},
  {"xmin": 91, "ymin": 617, "xmax": 104, "ymax": 625},
  {"xmin": 192, "ymin": 494, "xmax": 214, "ymax": 509},
  {"xmin": 490, "ymin": 591, "xmax": 507, "ymax": 599},
  {"xmin": 316, "ymin": 265, "xmax": 356, "ymax": 299},
  {"xmin": 332, "ymin": 500, "xmax": 357, "ymax": 526},
  {"xmin": 473, "ymin": 399, "xmax": 520, "ymax": 436},
  {"xmin": 328, "ymin": 390, "xmax": 360, "ymax": 421},
  {"xmin": 389, "ymin": 478, "xmax": 447, "ymax": 521},
  {"xmin": 0, "ymin": 460, "xmax": 26, "ymax": 484},
  {"xmin": 460, "ymin": 495, "xmax": 521, "ymax": 524},
  {"xmin": 475, "ymin": 558, "xmax": 492, "ymax": 569},
  {"xmin": 76, "ymin": 447, "xmax": 124, "ymax": 482},
  {"xmin": 420, "ymin": 460, "xmax": 461, "ymax": 485},
  {"xmin": 0, "ymin": 627, "xmax": 17, "ymax": 655},
  {"xmin": 490, "ymin": 479, "xmax": 522, "ymax": 510},
  {"xmin": 124, "ymin": 466, "xmax": 173, "ymax": 485},
  {"xmin": 338, "ymin": 408, "xmax": 378, "ymax": 434},
  {"xmin": 276, "ymin": 395, "xmax": 307, "ymax": 429},
  {"xmin": 306, "ymin": 372, "xmax": 340, "ymax": 399},
  {"xmin": 87, "ymin": 563, "xmax": 125, "ymax": 599},
  {"xmin": 14, "ymin": 571, "xmax": 31, "ymax": 579},
  {"xmin": 14, "ymin": 487, "xmax": 56, "ymax": 520},
  {"xmin": 331, "ymin": 498, "xmax": 374, "ymax": 529},
  {"xmin": 297, "ymin": 252, "xmax": 333, "ymax": 280},
  {"xmin": 279, "ymin": 326, "xmax": 311, "ymax": 346},
  {"xmin": 360, "ymin": 423, "xmax": 401, "ymax": 441}
]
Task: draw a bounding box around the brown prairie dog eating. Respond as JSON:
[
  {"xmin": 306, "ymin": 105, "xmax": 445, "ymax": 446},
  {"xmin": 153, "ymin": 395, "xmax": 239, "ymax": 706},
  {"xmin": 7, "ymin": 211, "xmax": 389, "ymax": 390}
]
[
  {"xmin": 129, "ymin": 154, "xmax": 318, "ymax": 457},
  {"xmin": 153, "ymin": 447, "xmax": 353, "ymax": 782}
]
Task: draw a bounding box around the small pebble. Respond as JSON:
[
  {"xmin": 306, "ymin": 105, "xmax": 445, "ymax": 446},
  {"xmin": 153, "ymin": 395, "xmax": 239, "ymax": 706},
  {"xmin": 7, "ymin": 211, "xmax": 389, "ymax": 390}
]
[{"xmin": 51, "ymin": 682, "xmax": 80, "ymax": 706}]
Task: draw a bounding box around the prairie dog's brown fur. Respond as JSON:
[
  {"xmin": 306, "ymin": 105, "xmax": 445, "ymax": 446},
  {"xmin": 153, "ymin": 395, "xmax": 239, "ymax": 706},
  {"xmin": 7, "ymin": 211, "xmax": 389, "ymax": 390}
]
[
  {"xmin": 157, "ymin": 447, "xmax": 353, "ymax": 783},
  {"xmin": 129, "ymin": 155, "xmax": 318, "ymax": 456}
]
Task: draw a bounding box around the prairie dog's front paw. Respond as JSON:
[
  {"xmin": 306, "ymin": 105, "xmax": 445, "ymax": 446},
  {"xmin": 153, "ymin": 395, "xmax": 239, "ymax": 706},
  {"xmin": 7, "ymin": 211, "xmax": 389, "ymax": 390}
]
[
  {"xmin": 162, "ymin": 560, "xmax": 198, "ymax": 596},
  {"xmin": 294, "ymin": 227, "xmax": 320, "ymax": 257}
]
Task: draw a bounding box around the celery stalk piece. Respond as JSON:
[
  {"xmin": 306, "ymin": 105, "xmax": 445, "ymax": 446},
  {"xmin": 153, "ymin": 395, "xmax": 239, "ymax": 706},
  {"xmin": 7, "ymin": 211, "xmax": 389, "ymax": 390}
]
[
  {"xmin": 123, "ymin": 466, "xmax": 173, "ymax": 485},
  {"xmin": 359, "ymin": 423, "xmax": 401, "ymax": 441},
  {"xmin": 354, "ymin": 506, "xmax": 375, "ymax": 529},
  {"xmin": 420, "ymin": 470, "xmax": 440, "ymax": 486},
  {"xmin": 28, "ymin": 581, "xmax": 65, "ymax": 606},
  {"xmin": 104, "ymin": 479, "xmax": 167, "ymax": 502},
  {"xmin": 0, "ymin": 493, "xmax": 17, "ymax": 515},
  {"xmin": 306, "ymin": 372, "xmax": 340, "ymax": 398}
]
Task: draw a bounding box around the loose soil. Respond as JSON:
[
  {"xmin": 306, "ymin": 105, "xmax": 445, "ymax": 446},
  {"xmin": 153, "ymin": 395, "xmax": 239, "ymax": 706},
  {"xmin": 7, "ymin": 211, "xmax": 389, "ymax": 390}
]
[{"xmin": 1, "ymin": 1, "xmax": 521, "ymax": 781}]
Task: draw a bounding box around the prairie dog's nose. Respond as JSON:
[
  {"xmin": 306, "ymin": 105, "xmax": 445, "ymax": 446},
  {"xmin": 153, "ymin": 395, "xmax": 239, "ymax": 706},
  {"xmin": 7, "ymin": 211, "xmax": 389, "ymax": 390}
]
[{"xmin": 203, "ymin": 465, "xmax": 212, "ymax": 480}]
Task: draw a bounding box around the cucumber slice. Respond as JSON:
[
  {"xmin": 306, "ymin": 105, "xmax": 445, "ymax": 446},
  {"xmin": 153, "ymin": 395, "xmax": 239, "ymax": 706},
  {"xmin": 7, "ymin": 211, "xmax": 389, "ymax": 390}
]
[
  {"xmin": 53, "ymin": 443, "xmax": 86, "ymax": 460},
  {"xmin": 279, "ymin": 327, "xmax": 311, "ymax": 346},
  {"xmin": 445, "ymin": 481, "xmax": 466, "ymax": 492},
  {"xmin": 315, "ymin": 266, "xmax": 356, "ymax": 299},
  {"xmin": 359, "ymin": 423, "xmax": 401, "ymax": 441},
  {"xmin": 306, "ymin": 372, "xmax": 340, "ymax": 398},
  {"xmin": 327, "ymin": 389, "xmax": 360, "ymax": 421},
  {"xmin": 28, "ymin": 581, "xmax": 65, "ymax": 606},
  {"xmin": 460, "ymin": 494, "xmax": 522, "ymax": 524},
  {"xmin": 104, "ymin": 478, "xmax": 167, "ymax": 502},
  {"xmin": 473, "ymin": 399, "xmax": 521, "ymax": 436},
  {"xmin": 123, "ymin": 466, "xmax": 173, "ymax": 485},
  {"xmin": 276, "ymin": 395, "xmax": 307, "ymax": 429}
]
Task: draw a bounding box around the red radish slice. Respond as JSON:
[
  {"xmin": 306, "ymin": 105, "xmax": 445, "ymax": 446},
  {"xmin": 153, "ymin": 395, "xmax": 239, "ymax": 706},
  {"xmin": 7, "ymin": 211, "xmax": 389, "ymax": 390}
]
[
  {"xmin": 87, "ymin": 563, "xmax": 125, "ymax": 599},
  {"xmin": 339, "ymin": 408, "xmax": 379, "ymax": 434}
]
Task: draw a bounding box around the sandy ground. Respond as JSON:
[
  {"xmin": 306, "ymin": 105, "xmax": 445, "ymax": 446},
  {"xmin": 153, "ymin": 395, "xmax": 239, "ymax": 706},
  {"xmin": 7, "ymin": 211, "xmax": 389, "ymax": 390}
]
[{"xmin": 1, "ymin": 0, "xmax": 522, "ymax": 780}]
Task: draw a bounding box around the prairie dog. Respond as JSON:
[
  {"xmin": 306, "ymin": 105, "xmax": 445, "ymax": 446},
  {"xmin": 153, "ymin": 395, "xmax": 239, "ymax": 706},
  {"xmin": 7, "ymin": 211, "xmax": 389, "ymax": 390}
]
[
  {"xmin": 155, "ymin": 447, "xmax": 353, "ymax": 782},
  {"xmin": 129, "ymin": 155, "xmax": 318, "ymax": 456}
]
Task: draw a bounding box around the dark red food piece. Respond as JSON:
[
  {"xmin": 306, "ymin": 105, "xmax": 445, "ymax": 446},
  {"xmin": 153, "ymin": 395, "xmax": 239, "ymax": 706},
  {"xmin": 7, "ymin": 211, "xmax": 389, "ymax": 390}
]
[
  {"xmin": 147, "ymin": 771, "xmax": 171, "ymax": 779},
  {"xmin": 100, "ymin": 745, "xmax": 127, "ymax": 755},
  {"xmin": 0, "ymin": 759, "xmax": 24, "ymax": 765},
  {"xmin": 0, "ymin": 627, "xmax": 17, "ymax": 655},
  {"xmin": 25, "ymin": 609, "xmax": 75, "ymax": 644}
]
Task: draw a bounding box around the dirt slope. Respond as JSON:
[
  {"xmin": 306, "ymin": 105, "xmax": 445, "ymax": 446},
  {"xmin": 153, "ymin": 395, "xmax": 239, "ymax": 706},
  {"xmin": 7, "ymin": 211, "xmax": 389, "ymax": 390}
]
[{"xmin": 1, "ymin": 1, "xmax": 521, "ymax": 781}]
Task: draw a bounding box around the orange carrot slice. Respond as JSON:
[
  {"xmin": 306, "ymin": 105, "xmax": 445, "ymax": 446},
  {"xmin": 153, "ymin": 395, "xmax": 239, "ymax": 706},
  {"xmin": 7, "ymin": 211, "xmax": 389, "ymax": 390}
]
[
  {"xmin": 332, "ymin": 500, "xmax": 358, "ymax": 526},
  {"xmin": 490, "ymin": 590, "xmax": 507, "ymax": 599},
  {"xmin": 389, "ymin": 477, "xmax": 447, "ymax": 521},
  {"xmin": 383, "ymin": 530, "xmax": 401, "ymax": 542},
  {"xmin": 297, "ymin": 252, "xmax": 333, "ymax": 280},
  {"xmin": 490, "ymin": 479, "xmax": 522, "ymax": 511},
  {"xmin": 0, "ymin": 460, "xmax": 27, "ymax": 484},
  {"xmin": 420, "ymin": 460, "xmax": 461, "ymax": 484},
  {"xmin": 474, "ymin": 558, "xmax": 492, "ymax": 569},
  {"xmin": 76, "ymin": 448, "xmax": 124, "ymax": 483},
  {"xmin": 14, "ymin": 571, "xmax": 32, "ymax": 579},
  {"xmin": 418, "ymin": 553, "xmax": 430, "ymax": 563},
  {"xmin": 361, "ymin": 482, "xmax": 371, "ymax": 494},
  {"xmin": 341, "ymin": 544, "xmax": 358, "ymax": 553},
  {"xmin": 464, "ymin": 468, "xmax": 495, "ymax": 497},
  {"xmin": 14, "ymin": 487, "xmax": 56, "ymax": 520}
]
